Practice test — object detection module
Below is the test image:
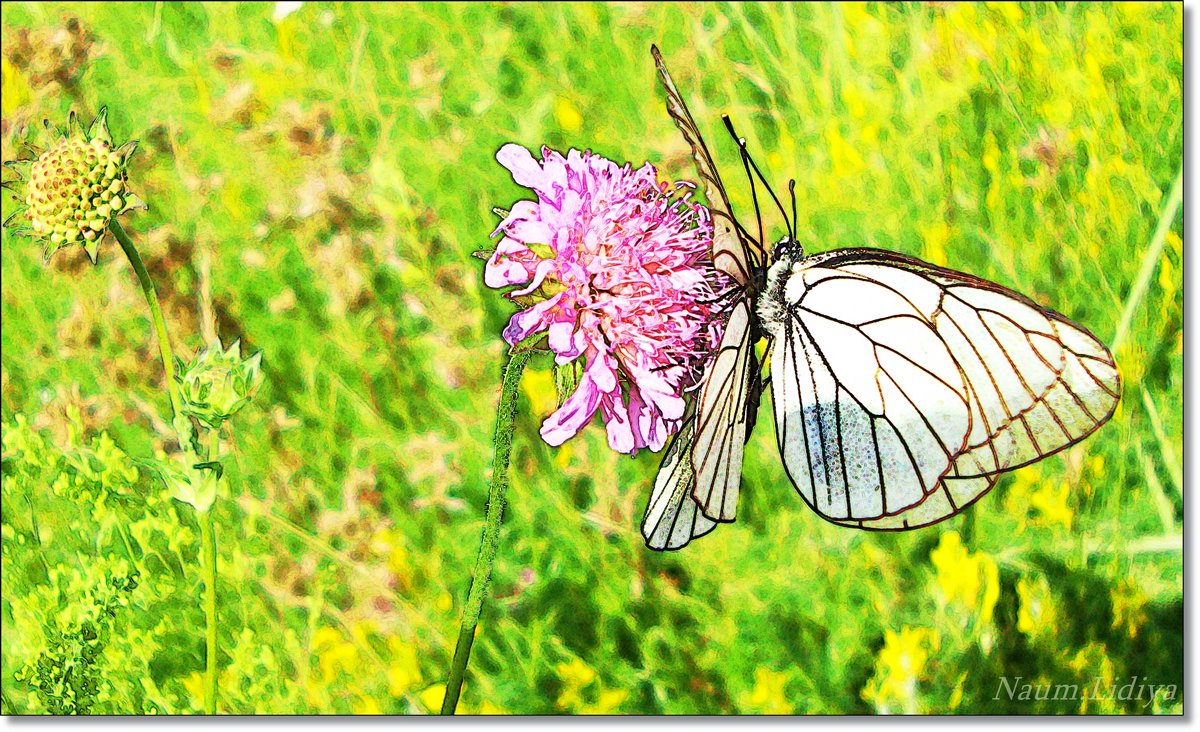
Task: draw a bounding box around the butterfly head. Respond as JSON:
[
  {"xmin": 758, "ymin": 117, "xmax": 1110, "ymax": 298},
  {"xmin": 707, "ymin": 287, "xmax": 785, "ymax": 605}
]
[{"xmin": 772, "ymin": 236, "xmax": 803, "ymax": 264}]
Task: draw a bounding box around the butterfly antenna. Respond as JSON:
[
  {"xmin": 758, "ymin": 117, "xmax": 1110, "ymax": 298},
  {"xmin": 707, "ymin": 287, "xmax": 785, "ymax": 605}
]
[
  {"xmin": 723, "ymin": 115, "xmax": 792, "ymax": 240},
  {"xmin": 788, "ymin": 179, "xmax": 798, "ymax": 242},
  {"xmin": 722, "ymin": 116, "xmax": 765, "ymax": 253}
]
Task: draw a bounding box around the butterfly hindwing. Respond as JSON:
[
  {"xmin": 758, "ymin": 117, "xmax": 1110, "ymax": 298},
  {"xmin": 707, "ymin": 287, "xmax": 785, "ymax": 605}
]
[{"xmin": 642, "ymin": 416, "xmax": 718, "ymax": 550}]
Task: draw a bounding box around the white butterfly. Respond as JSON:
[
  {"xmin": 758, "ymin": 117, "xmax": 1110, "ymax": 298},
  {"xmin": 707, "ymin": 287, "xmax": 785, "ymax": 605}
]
[{"xmin": 643, "ymin": 46, "xmax": 1122, "ymax": 550}]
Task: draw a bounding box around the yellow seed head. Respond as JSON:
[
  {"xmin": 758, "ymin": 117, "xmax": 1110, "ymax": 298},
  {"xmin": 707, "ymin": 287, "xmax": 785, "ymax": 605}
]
[{"xmin": 25, "ymin": 133, "xmax": 128, "ymax": 245}]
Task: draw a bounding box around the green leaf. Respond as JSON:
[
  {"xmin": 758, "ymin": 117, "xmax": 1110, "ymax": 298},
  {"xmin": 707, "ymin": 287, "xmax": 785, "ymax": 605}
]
[
  {"xmin": 553, "ymin": 358, "xmax": 583, "ymax": 408},
  {"xmin": 87, "ymin": 107, "xmax": 111, "ymax": 142},
  {"xmin": 507, "ymin": 333, "xmax": 548, "ymax": 356}
]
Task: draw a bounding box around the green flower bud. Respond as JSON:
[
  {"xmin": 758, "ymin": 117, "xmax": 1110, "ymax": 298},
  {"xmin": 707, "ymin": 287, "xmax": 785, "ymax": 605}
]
[{"xmin": 176, "ymin": 338, "xmax": 265, "ymax": 428}]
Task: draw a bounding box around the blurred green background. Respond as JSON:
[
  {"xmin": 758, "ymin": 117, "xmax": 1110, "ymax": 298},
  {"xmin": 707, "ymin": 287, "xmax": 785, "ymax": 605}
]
[{"xmin": 0, "ymin": 1, "xmax": 1182, "ymax": 715}]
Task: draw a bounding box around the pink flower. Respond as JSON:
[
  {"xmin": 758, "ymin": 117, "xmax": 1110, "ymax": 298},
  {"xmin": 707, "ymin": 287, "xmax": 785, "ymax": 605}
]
[{"xmin": 485, "ymin": 143, "xmax": 732, "ymax": 454}]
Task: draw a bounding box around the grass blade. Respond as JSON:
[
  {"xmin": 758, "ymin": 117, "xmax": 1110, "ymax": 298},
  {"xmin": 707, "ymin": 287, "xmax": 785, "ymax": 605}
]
[{"xmin": 1112, "ymin": 167, "xmax": 1183, "ymax": 352}]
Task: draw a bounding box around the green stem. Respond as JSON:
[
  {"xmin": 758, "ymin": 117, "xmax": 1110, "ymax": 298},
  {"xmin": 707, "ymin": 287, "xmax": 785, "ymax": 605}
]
[
  {"xmin": 200, "ymin": 428, "xmax": 220, "ymax": 715},
  {"xmin": 108, "ymin": 219, "xmax": 183, "ymax": 418},
  {"xmin": 441, "ymin": 350, "xmax": 530, "ymax": 715},
  {"xmin": 109, "ymin": 219, "xmax": 223, "ymax": 714},
  {"xmin": 115, "ymin": 522, "xmax": 138, "ymax": 566},
  {"xmin": 1111, "ymin": 166, "xmax": 1183, "ymax": 353}
]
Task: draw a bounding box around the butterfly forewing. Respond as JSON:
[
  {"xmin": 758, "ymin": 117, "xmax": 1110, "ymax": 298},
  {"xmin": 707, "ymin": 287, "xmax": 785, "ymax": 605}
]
[
  {"xmin": 771, "ymin": 267, "xmax": 972, "ymax": 520},
  {"xmin": 766, "ymin": 248, "xmax": 1120, "ymax": 530},
  {"xmin": 690, "ymin": 300, "xmax": 758, "ymax": 522},
  {"xmin": 651, "ymin": 45, "xmax": 759, "ymax": 285}
]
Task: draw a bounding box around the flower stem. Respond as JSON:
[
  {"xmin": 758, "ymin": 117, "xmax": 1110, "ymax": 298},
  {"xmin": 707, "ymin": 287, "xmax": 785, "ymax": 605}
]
[
  {"xmin": 110, "ymin": 218, "xmax": 222, "ymax": 713},
  {"xmin": 108, "ymin": 218, "xmax": 183, "ymax": 419},
  {"xmin": 200, "ymin": 428, "xmax": 220, "ymax": 715},
  {"xmin": 441, "ymin": 349, "xmax": 530, "ymax": 715}
]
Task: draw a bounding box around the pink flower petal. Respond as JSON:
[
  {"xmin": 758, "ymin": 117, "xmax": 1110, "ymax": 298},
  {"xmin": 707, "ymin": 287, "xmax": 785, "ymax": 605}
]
[
  {"xmin": 601, "ymin": 393, "xmax": 636, "ymax": 454},
  {"xmin": 484, "ymin": 238, "xmax": 537, "ymax": 288},
  {"xmin": 539, "ymin": 370, "xmax": 602, "ymax": 446},
  {"xmin": 506, "ymin": 217, "xmax": 553, "ymax": 247},
  {"xmin": 508, "ymin": 259, "xmax": 559, "ymax": 297},
  {"xmin": 586, "ymin": 349, "xmax": 619, "ymax": 394},
  {"xmin": 492, "ymin": 200, "xmax": 541, "ymax": 237},
  {"xmin": 547, "ymin": 320, "xmax": 582, "ymax": 361},
  {"xmin": 625, "ymin": 364, "xmax": 685, "ymax": 421},
  {"xmin": 500, "ymin": 292, "xmax": 563, "ymax": 345},
  {"xmin": 497, "ymin": 144, "xmax": 549, "ymax": 196},
  {"xmin": 627, "ymin": 389, "xmax": 669, "ymax": 453}
]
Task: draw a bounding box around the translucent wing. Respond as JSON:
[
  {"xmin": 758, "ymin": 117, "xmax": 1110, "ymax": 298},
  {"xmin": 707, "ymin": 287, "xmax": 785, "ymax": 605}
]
[
  {"xmin": 642, "ymin": 416, "xmax": 717, "ymax": 550},
  {"xmin": 651, "ymin": 44, "xmax": 759, "ymax": 285},
  {"xmin": 765, "ymin": 248, "xmax": 1120, "ymax": 530},
  {"xmin": 690, "ymin": 299, "xmax": 758, "ymax": 522}
]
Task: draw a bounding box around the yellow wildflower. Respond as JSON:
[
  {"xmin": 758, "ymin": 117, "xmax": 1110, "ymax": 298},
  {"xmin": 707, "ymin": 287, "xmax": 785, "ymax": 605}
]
[
  {"xmin": 741, "ymin": 667, "xmax": 793, "ymax": 714},
  {"xmin": 1029, "ymin": 480, "xmax": 1073, "ymax": 531},
  {"xmin": 862, "ymin": 627, "xmax": 938, "ymax": 714},
  {"xmin": 581, "ymin": 688, "xmax": 629, "ymax": 715},
  {"xmin": 554, "ymin": 97, "xmax": 583, "ymax": 133},
  {"xmin": 1069, "ymin": 643, "xmax": 1118, "ymax": 714},
  {"xmin": 842, "ymin": 82, "xmax": 870, "ymax": 120},
  {"xmin": 921, "ymin": 220, "xmax": 951, "ymax": 267},
  {"xmin": 352, "ymin": 696, "xmax": 383, "ymax": 714},
  {"xmin": 522, "ymin": 368, "xmax": 557, "ymax": 420},
  {"xmin": 931, "ymin": 532, "xmax": 980, "ymax": 606},
  {"xmin": 979, "ymin": 559, "xmax": 1000, "ymax": 627},
  {"xmin": 312, "ymin": 626, "xmax": 359, "ymax": 684},
  {"xmin": 825, "ymin": 122, "xmax": 865, "ymax": 178},
  {"xmin": 371, "ymin": 527, "xmax": 412, "ymax": 588},
  {"xmin": 948, "ymin": 673, "xmax": 967, "ymax": 710},
  {"xmin": 387, "ymin": 638, "xmax": 422, "ymax": 698},
  {"xmin": 982, "ymin": 131, "xmax": 1002, "ymax": 212},
  {"xmin": 418, "ymin": 684, "xmax": 447, "ymax": 714},
  {"xmin": 1016, "ymin": 576, "xmax": 1058, "ymax": 640},
  {"xmin": 417, "ymin": 684, "xmax": 502, "ymax": 714},
  {"xmin": 181, "ymin": 671, "xmax": 205, "ymax": 704},
  {"xmin": 1, "ymin": 58, "xmax": 31, "ymax": 116},
  {"xmin": 1110, "ymin": 579, "xmax": 1148, "ymax": 640},
  {"xmin": 556, "ymin": 657, "xmax": 597, "ymax": 709},
  {"xmin": 930, "ymin": 531, "xmax": 1000, "ymax": 625}
]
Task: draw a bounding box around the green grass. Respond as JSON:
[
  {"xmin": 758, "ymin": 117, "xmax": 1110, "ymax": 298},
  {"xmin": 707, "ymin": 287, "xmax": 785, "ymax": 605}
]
[{"xmin": 0, "ymin": 1, "xmax": 1182, "ymax": 715}]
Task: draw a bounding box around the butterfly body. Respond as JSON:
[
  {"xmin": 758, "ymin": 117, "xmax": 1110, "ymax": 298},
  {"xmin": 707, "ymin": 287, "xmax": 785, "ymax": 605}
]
[
  {"xmin": 755, "ymin": 237, "xmax": 803, "ymax": 333},
  {"xmin": 643, "ymin": 46, "xmax": 1120, "ymax": 550}
]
